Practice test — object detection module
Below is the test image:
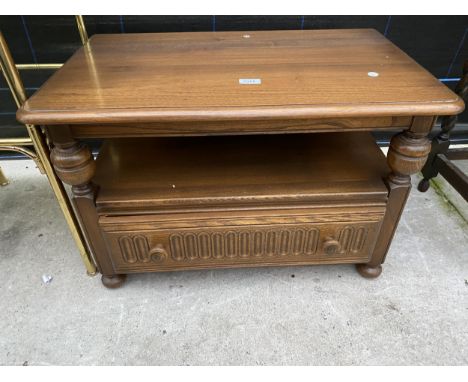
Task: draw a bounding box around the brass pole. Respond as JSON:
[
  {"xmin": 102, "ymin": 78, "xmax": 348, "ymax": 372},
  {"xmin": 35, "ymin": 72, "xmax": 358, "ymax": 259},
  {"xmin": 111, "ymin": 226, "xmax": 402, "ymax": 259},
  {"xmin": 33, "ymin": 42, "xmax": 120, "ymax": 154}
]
[
  {"xmin": 0, "ymin": 145, "xmax": 42, "ymax": 162},
  {"xmin": 16, "ymin": 63, "xmax": 63, "ymax": 70},
  {"xmin": 0, "ymin": 137, "xmax": 33, "ymax": 146},
  {"xmin": 75, "ymin": 16, "xmax": 89, "ymax": 45},
  {"xmin": 0, "ymin": 139, "xmax": 44, "ymax": 173},
  {"xmin": 0, "ymin": 31, "xmax": 97, "ymax": 276},
  {"xmin": 0, "ymin": 167, "xmax": 8, "ymax": 186},
  {"xmin": 1, "ymin": 14, "xmax": 90, "ymax": 73}
]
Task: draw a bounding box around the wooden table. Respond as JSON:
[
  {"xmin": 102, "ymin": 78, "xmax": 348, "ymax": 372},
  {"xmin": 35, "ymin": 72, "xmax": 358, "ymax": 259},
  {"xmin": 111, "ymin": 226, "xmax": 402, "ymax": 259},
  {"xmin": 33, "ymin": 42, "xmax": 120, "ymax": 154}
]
[{"xmin": 17, "ymin": 29, "xmax": 464, "ymax": 288}]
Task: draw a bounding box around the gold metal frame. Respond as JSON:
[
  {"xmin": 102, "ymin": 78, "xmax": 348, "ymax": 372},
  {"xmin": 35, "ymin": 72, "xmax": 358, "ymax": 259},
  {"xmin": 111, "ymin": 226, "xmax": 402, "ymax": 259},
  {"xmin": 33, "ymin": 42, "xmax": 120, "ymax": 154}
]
[
  {"xmin": 75, "ymin": 16, "xmax": 89, "ymax": 45},
  {"xmin": 0, "ymin": 16, "xmax": 97, "ymax": 275},
  {"xmin": 16, "ymin": 63, "xmax": 63, "ymax": 70},
  {"xmin": 0, "ymin": 138, "xmax": 44, "ymax": 173},
  {"xmin": 0, "ymin": 166, "xmax": 8, "ymax": 186}
]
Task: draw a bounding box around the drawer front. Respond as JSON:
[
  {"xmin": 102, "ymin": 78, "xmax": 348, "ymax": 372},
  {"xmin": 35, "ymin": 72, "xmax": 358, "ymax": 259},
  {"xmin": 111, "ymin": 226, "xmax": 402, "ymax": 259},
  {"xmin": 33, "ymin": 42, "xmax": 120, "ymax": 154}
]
[{"xmin": 100, "ymin": 208, "xmax": 385, "ymax": 273}]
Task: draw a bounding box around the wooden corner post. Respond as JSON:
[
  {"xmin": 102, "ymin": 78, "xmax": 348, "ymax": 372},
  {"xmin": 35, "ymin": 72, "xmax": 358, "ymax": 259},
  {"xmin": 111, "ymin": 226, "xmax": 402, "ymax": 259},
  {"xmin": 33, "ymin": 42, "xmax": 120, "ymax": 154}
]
[
  {"xmin": 47, "ymin": 126, "xmax": 125, "ymax": 288},
  {"xmin": 356, "ymin": 116, "xmax": 434, "ymax": 278}
]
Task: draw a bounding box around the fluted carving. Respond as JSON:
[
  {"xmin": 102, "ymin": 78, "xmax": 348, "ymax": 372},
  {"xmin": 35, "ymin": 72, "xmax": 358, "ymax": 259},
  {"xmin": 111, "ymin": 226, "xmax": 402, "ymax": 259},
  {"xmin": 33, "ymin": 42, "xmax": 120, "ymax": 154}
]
[
  {"xmin": 164, "ymin": 225, "xmax": 370, "ymax": 263},
  {"xmin": 169, "ymin": 228, "xmax": 320, "ymax": 261},
  {"xmin": 119, "ymin": 235, "xmax": 167, "ymax": 264}
]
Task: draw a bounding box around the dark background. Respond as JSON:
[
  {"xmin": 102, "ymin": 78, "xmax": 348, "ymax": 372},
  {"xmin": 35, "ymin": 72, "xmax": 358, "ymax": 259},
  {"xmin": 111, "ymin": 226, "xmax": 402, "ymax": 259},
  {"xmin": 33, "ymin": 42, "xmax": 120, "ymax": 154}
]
[{"xmin": 1, "ymin": 15, "xmax": 467, "ymax": 158}]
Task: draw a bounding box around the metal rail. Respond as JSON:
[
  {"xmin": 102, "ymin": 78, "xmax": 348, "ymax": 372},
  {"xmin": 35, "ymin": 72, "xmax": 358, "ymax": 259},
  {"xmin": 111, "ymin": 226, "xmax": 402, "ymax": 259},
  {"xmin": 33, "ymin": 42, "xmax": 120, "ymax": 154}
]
[{"xmin": 0, "ymin": 17, "xmax": 97, "ymax": 275}]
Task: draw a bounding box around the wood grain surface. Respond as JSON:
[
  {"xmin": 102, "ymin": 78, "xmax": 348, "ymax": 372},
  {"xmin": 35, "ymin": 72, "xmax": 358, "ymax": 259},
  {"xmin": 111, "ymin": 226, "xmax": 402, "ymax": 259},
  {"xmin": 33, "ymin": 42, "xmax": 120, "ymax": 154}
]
[
  {"xmin": 69, "ymin": 116, "xmax": 413, "ymax": 138},
  {"xmin": 92, "ymin": 132, "xmax": 389, "ymax": 275},
  {"xmin": 93, "ymin": 132, "xmax": 389, "ymax": 214},
  {"xmin": 17, "ymin": 29, "xmax": 464, "ymax": 126}
]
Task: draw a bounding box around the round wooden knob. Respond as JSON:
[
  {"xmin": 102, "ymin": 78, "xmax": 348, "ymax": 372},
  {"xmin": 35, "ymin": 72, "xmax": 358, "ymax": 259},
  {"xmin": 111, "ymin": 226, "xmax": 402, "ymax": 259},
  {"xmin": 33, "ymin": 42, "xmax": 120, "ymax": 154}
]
[
  {"xmin": 323, "ymin": 238, "xmax": 341, "ymax": 256},
  {"xmin": 149, "ymin": 245, "xmax": 167, "ymax": 263}
]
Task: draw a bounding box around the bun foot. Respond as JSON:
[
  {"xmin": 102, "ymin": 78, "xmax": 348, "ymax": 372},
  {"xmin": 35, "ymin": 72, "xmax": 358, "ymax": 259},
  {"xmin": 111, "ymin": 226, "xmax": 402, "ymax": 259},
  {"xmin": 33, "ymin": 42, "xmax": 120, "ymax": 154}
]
[
  {"xmin": 101, "ymin": 274, "xmax": 127, "ymax": 288},
  {"xmin": 356, "ymin": 264, "xmax": 382, "ymax": 279},
  {"xmin": 417, "ymin": 178, "xmax": 430, "ymax": 192}
]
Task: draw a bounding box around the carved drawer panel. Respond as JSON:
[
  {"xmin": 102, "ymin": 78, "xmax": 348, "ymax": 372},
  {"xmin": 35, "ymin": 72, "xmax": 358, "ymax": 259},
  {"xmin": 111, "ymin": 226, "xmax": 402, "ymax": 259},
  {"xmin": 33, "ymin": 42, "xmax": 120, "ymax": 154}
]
[{"xmin": 99, "ymin": 208, "xmax": 385, "ymax": 273}]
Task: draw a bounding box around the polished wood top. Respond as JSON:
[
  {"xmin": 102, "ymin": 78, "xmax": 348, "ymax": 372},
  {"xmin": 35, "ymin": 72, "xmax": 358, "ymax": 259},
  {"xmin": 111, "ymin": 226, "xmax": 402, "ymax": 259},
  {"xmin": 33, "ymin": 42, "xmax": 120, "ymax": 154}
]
[
  {"xmin": 18, "ymin": 29, "xmax": 464, "ymax": 125},
  {"xmin": 94, "ymin": 132, "xmax": 389, "ymax": 214}
]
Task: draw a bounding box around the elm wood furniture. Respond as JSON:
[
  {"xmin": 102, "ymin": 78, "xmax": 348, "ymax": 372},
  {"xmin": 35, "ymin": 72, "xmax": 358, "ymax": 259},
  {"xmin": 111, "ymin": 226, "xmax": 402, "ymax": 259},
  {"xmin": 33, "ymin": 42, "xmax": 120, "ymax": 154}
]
[
  {"xmin": 16, "ymin": 29, "xmax": 464, "ymax": 288},
  {"xmin": 418, "ymin": 60, "xmax": 468, "ymax": 201}
]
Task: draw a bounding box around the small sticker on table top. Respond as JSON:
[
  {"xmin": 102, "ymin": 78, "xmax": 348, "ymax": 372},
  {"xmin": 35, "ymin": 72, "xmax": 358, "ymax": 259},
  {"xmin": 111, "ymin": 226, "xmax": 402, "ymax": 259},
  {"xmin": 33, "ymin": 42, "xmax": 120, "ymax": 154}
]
[{"xmin": 239, "ymin": 78, "xmax": 261, "ymax": 85}]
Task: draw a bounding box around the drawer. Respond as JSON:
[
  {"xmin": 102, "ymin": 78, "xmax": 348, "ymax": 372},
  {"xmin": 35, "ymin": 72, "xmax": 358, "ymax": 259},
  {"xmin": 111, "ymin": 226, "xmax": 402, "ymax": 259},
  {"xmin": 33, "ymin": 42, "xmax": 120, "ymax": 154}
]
[{"xmin": 99, "ymin": 206, "xmax": 386, "ymax": 273}]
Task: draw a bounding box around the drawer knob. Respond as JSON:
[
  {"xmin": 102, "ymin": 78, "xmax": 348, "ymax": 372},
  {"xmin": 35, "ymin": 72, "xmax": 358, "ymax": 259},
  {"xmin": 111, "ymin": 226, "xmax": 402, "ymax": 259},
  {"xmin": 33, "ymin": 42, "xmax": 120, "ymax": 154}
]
[
  {"xmin": 323, "ymin": 238, "xmax": 341, "ymax": 256},
  {"xmin": 149, "ymin": 245, "xmax": 168, "ymax": 263}
]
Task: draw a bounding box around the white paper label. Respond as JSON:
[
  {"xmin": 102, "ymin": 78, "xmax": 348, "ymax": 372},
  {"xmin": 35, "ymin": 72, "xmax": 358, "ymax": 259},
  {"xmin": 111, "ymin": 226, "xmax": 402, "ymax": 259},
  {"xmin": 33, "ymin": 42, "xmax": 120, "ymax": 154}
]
[{"xmin": 239, "ymin": 78, "xmax": 261, "ymax": 85}]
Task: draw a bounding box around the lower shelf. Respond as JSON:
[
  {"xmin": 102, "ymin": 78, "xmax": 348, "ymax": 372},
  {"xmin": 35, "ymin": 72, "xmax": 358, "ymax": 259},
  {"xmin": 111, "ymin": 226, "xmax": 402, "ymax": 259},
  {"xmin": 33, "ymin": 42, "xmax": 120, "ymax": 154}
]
[{"xmin": 92, "ymin": 132, "xmax": 390, "ymax": 276}]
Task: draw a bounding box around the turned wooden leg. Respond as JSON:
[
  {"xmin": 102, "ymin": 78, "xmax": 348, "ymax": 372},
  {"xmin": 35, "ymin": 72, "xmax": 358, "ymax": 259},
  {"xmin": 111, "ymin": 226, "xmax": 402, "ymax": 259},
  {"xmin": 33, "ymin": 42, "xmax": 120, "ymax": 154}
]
[
  {"xmin": 356, "ymin": 118, "xmax": 432, "ymax": 279},
  {"xmin": 48, "ymin": 126, "xmax": 116, "ymax": 283},
  {"xmin": 101, "ymin": 274, "xmax": 127, "ymax": 289}
]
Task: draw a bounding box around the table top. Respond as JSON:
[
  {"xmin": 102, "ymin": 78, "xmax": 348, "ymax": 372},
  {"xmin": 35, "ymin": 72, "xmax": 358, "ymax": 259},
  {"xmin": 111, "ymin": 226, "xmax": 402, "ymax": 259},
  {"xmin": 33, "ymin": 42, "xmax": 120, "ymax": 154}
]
[{"xmin": 17, "ymin": 29, "xmax": 464, "ymax": 125}]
